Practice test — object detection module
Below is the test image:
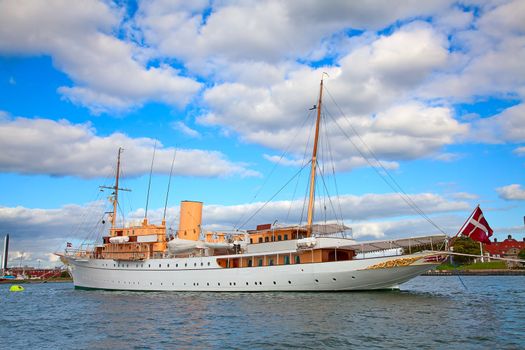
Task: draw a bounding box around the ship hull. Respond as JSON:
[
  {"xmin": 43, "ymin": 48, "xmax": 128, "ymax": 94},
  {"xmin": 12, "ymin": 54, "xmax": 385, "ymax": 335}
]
[{"xmin": 66, "ymin": 253, "xmax": 441, "ymax": 292}]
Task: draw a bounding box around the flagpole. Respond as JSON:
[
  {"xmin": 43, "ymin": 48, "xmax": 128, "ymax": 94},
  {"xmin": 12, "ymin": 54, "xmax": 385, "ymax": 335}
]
[{"xmin": 449, "ymin": 204, "xmax": 480, "ymax": 247}]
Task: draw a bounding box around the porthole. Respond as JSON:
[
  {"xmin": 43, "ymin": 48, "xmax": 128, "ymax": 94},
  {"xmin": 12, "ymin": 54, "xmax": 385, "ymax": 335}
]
[
  {"xmin": 229, "ymin": 282, "xmax": 232, "ymax": 286},
  {"xmin": 185, "ymin": 263, "xmax": 187, "ymax": 267},
  {"xmin": 218, "ymin": 282, "xmax": 221, "ymax": 286},
  {"xmin": 207, "ymin": 283, "xmax": 209, "ymax": 286},
  {"xmin": 176, "ymin": 264, "xmax": 178, "ymax": 267},
  {"xmin": 194, "ymin": 263, "xmax": 197, "ymax": 267},
  {"xmin": 167, "ymin": 264, "xmax": 170, "ymax": 268},
  {"xmin": 201, "ymin": 262, "xmax": 203, "ymax": 266},
  {"xmin": 159, "ymin": 264, "xmax": 162, "ymax": 268},
  {"xmin": 246, "ymin": 282, "xmax": 249, "ymax": 286},
  {"xmin": 315, "ymin": 279, "xmax": 319, "ymax": 283},
  {"xmin": 233, "ymin": 282, "xmax": 236, "ymax": 286},
  {"xmin": 352, "ymin": 276, "xmax": 356, "ymax": 279},
  {"xmin": 254, "ymin": 282, "xmax": 258, "ymax": 285},
  {"xmin": 273, "ymin": 281, "xmax": 276, "ymax": 285},
  {"xmin": 288, "ymin": 281, "xmax": 291, "ymax": 284},
  {"xmin": 150, "ymin": 282, "xmax": 152, "ymax": 285},
  {"xmin": 259, "ymin": 281, "xmax": 263, "ymax": 285},
  {"xmin": 148, "ymin": 264, "xmax": 151, "ymax": 268},
  {"xmin": 332, "ymin": 278, "xmax": 337, "ymax": 281},
  {"xmin": 207, "ymin": 262, "xmax": 210, "ymax": 266}
]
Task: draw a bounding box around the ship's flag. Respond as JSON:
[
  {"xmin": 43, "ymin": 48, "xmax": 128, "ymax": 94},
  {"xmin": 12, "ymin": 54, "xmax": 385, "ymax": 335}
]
[{"xmin": 457, "ymin": 206, "xmax": 493, "ymax": 244}]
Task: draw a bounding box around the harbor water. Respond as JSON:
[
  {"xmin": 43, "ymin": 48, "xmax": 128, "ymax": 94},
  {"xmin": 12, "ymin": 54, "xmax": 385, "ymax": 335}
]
[{"xmin": 1, "ymin": 276, "xmax": 524, "ymax": 349}]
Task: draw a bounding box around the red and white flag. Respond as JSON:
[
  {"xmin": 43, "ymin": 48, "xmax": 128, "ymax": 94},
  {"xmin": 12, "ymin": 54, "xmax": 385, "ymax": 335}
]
[{"xmin": 457, "ymin": 206, "xmax": 493, "ymax": 244}]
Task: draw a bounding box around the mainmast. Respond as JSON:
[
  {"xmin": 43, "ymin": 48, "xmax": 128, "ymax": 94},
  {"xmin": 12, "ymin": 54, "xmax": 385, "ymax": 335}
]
[
  {"xmin": 101, "ymin": 147, "xmax": 130, "ymax": 228},
  {"xmin": 306, "ymin": 77, "xmax": 325, "ymax": 233}
]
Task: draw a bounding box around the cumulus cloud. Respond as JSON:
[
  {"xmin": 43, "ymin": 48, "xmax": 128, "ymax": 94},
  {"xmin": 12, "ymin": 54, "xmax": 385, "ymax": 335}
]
[
  {"xmin": 136, "ymin": 0, "xmax": 452, "ymax": 72},
  {"xmin": 468, "ymin": 103, "xmax": 525, "ymax": 143},
  {"xmin": 0, "ymin": 0, "xmax": 201, "ymax": 113},
  {"xmin": 496, "ymin": 184, "xmax": 525, "ymax": 201},
  {"xmin": 420, "ymin": 0, "xmax": 525, "ymax": 100},
  {"xmin": 0, "ymin": 114, "xmax": 257, "ymax": 178}
]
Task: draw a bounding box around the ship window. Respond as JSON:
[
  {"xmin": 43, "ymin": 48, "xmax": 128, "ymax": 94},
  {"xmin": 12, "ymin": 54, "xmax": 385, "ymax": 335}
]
[
  {"xmin": 278, "ymin": 235, "xmax": 282, "ymax": 241},
  {"xmin": 207, "ymin": 262, "xmax": 210, "ymax": 266},
  {"xmin": 194, "ymin": 263, "xmax": 197, "ymax": 267},
  {"xmin": 159, "ymin": 264, "xmax": 161, "ymax": 268},
  {"xmin": 269, "ymin": 259, "xmax": 274, "ymax": 266},
  {"xmin": 250, "ymin": 238, "xmax": 253, "ymax": 243},
  {"xmin": 148, "ymin": 264, "xmax": 151, "ymax": 268},
  {"xmin": 167, "ymin": 264, "xmax": 170, "ymax": 268},
  {"xmin": 185, "ymin": 263, "xmax": 187, "ymax": 267},
  {"xmin": 284, "ymin": 234, "xmax": 288, "ymax": 240},
  {"xmin": 218, "ymin": 282, "xmax": 220, "ymax": 286},
  {"xmin": 258, "ymin": 259, "xmax": 263, "ymax": 267},
  {"xmin": 201, "ymin": 262, "xmax": 203, "ymax": 266},
  {"xmin": 248, "ymin": 259, "xmax": 253, "ymax": 267},
  {"xmin": 176, "ymin": 264, "xmax": 178, "ymax": 267},
  {"xmin": 265, "ymin": 237, "xmax": 269, "ymax": 242},
  {"xmin": 284, "ymin": 256, "xmax": 290, "ymax": 265},
  {"xmin": 294, "ymin": 255, "xmax": 300, "ymax": 264},
  {"xmin": 258, "ymin": 237, "xmax": 263, "ymax": 243}
]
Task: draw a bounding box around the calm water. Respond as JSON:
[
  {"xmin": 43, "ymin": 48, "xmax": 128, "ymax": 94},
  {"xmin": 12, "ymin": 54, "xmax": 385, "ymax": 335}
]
[{"xmin": 1, "ymin": 276, "xmax": 524, "ymax": 349}]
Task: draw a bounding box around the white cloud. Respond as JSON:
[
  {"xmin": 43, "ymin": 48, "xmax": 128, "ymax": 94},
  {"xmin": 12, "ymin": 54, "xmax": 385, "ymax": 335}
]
[
  {"xmin": 0, "ymin": 0, "xmax": 201, "ymax": 113},
  {"xmin": 496, "ymin": 184, "xmax": 525, "ymax": 201},
  {"xmin": 0, "ymin": 114, "xmax": 257, "ymax": 178},
  {"xmin": 468, "ymin": 103, "xmax": 525, "ymax": 143},
  {"xmin": 171, "ymin": 121, "xmax": 201, "ymax": 138},
  {"xmin": 136, "ymin": 0, "xmax": 452, "ymax": 72},
  {"xmin": 420, "ymin": 0, "xmax": 525, "ymax": 100},
  {"xmin": 450, "ymin": 192, "xmax": 479, "ymax": 200},
  {"xmin": 514, "ymin": 146, "xmax": 525, "ymax": 156}
]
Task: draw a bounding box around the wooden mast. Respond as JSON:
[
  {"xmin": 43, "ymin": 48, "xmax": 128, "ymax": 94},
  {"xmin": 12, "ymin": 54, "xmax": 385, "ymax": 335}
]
[
  {"xmin": 306, "ymin": 77, "xmax": 325, "ymax": 234},
  {"xmin": 100, "ymin": 147, "xmax": 130, "ymax": 229}
]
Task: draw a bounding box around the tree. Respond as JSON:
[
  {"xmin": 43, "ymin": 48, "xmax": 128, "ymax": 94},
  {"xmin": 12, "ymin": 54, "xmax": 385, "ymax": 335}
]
[{"xmin": 452, "ymin": 237, "xmax": 481, "ymax": 264}]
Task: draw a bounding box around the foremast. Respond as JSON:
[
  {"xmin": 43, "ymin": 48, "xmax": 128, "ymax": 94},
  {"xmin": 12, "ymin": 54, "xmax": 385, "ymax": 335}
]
[
  {"xmin": 306, "ymin": 77, "xmax": 325, "ymax": 234},
  {"xmin": 100, "ymin": 147, "xmax": 130, "ymax": 228}
]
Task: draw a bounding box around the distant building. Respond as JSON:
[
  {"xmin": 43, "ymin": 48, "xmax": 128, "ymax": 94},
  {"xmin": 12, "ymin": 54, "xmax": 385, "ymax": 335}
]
[
  {"xmin": 7, "ymin": 267, "xmax": 63, "ymax": 279},
  {"xmin": 483, "ymin": 235, "xmax": 525, "ymax": 267}
]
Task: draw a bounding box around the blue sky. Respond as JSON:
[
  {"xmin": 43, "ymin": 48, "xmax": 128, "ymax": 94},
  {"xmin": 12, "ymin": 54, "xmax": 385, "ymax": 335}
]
[{"xmin": 1, "ymin": 0, "xmax": 524, "ymax": 267}]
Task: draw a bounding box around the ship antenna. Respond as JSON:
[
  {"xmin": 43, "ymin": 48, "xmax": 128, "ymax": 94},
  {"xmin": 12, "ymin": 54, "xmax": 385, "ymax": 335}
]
[
  {"xmin": 162, "ymin": 148, "xmax": 177, "ymax": 225},
  {"xmin": 306, "ymin": 73, "xmax": 328, "ymax": 235},
  {"xmin": 144, "ymin": 141, "xmax": 157, "ymax": 221}
]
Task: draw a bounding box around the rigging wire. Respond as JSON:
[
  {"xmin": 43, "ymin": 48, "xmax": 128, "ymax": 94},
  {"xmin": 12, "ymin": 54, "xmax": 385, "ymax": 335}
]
[
  {"xmin": 323, "ymin": 86, "xmax": 448, "ymax": 235},
  {"xmin": 237, "ymin": 160, "xmax": 312, "ymax": 230},
  {"xmin": 233, "ymin": 109, "xmax": 315, "ymax": 230}
]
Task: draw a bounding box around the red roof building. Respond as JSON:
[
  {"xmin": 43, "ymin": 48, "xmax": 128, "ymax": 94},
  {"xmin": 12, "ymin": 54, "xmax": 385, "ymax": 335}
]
[{"xmin": 483, "ymin": 235, "xmax": 525, "ymax": 257}]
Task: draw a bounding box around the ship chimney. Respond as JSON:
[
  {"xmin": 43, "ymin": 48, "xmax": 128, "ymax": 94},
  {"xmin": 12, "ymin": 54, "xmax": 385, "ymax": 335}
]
[
  {"xmin": 178, "ymin": 201, "xmax": 203, "ymax": 241},
  {"xmin": 2, "ymin": 234, "xmax": 9, "ymax": 273}
]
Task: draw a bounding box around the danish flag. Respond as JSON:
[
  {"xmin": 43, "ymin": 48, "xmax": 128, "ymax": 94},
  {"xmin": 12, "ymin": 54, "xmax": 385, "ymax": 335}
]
[{"xmin": 457, "ymin": 206, "xmax": 493, "ymax": 244}]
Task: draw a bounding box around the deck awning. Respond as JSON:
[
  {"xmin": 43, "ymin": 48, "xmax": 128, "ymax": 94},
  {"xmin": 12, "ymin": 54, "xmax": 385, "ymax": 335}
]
[{"xmin": 345, "ymin": 234, "xmax": 448, "ymax": 253}]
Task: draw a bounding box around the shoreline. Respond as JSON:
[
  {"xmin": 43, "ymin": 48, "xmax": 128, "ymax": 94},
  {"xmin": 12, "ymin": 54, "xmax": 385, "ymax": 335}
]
[
  {"xmin": 0, "ymin": 279, "xmax": 73, "ymax": 284},
  {"xmin": 424, "ymin": 269, "xmax": 525, "ymax": 276}
]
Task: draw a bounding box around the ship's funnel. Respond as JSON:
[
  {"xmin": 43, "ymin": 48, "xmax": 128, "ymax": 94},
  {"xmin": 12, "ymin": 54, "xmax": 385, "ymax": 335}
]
[{"xmin": 178, "ymin": 201, "xmax": 203, "ymax": 241}]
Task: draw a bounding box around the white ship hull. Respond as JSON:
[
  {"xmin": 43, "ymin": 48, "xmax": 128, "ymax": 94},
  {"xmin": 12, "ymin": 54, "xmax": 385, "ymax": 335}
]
[{"xmin": 66, "ymin": 252, "xmax": 440, "ymax": 292}]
